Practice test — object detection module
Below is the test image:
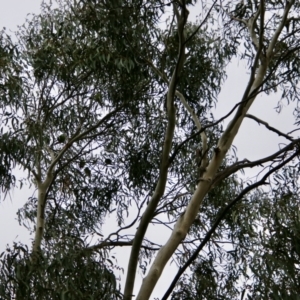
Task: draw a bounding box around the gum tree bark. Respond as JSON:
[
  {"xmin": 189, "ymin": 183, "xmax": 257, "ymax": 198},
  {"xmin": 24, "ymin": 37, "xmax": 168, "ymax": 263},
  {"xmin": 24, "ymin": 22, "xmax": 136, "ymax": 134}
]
[
  {"xmin": 134, "ymin": 1, "xmax": 295, "ymax": 298},
  {"xmin": 123, "ymin": 3, "xmax": 189, "ymax": 299}
]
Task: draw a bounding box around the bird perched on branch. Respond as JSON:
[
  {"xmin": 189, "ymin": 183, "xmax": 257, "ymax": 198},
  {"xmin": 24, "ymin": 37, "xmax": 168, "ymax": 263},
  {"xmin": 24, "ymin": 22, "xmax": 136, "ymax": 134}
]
[{"xmin": 232, "ymin": 0, "xmax": 247, "ymax": 19}]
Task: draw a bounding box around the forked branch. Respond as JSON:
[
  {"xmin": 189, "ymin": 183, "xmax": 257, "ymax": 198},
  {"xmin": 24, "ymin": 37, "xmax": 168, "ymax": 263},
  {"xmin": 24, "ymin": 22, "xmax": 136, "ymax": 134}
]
[
  {"xmin": 136, "ymin": 2, "xmax": 295, "ymax": 298},
  {"xmin": 123, "ymin": 3, "xmax": 189, "ymax": 299},
  {"xmin": 162, "ymin": 149, "xmax": 300, "ymax": 300}
]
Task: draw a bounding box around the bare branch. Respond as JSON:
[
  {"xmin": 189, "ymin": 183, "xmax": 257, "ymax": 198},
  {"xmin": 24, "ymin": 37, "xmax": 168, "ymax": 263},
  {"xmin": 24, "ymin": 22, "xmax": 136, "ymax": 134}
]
[
  {"xmin": 184, "ymin": 0, "xmax": 218, "ymax": 45},
  {"xmin": 214, "ymin": 139, "xmax": 299, "ymax": 184},
  {"xmin": 245, "ymin": 114, "xmax": 294, "ymax": 141},
  {"xmin": 86, "ymin": 240, "xmax": 160, "ymax": 252}
]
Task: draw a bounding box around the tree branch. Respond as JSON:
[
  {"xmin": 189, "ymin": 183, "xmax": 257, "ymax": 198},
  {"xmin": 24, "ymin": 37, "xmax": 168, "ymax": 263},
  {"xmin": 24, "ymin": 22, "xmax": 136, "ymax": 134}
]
[
  {"xmin": 214, "ymin": 139, "xmax": 299, "ymax": 184},
  {"xmin": 175, "ymin": 90, "xmax": 208, "ymax": 180},
  {"xmin": 124, "ymin": 5, "xmax": 189, "ymax": 299},
  {"xmin": 245, "ymin": 114, "xmax": 294, "ymax": 141},
  {"xmin": 162, "ymin": 149, "xmax": 300, "ymax": 300},
  {"xmin": 86, "ymin": 240, "xmax": 160, "ymax": 252},
  {"xmin": 266, "ymin": 0, "xmax": 295, "ymax": 59},
  {"xmin": 184, "ymin": 0, "xmax": 218, "ymax": 45},
  {"xmin": 31, "ymin": 107, "xmax": 121, "ymax": 258},
  {"xmin": 135, "ymin": 3, "xmax": 295, "ymax": 297}
]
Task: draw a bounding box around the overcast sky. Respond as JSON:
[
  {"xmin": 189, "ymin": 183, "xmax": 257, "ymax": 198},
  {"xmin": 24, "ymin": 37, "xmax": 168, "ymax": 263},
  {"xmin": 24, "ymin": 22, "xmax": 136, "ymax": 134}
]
[
  {"xmin": 0, "ymin": 0, "xmax": 296, "ymax": 299},
  {"xmin": 0, "ymin": 0, "xmax": 42, "ymax": 257}
]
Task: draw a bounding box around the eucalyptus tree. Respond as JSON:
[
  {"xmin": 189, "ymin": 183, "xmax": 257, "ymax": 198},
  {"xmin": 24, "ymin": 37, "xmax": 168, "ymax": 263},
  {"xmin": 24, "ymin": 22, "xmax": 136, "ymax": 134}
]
[{"xmin": 1, "ymin": 0, "xmax": 300, "ymax": 299}]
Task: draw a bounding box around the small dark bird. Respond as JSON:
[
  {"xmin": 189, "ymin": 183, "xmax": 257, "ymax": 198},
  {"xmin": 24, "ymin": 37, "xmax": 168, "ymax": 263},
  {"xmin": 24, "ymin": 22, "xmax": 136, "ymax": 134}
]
[
  {"xmin": 84, "ymin": 167, "xmax": 91, "ymax": 177},
  {"xmin": 233, "ymin": 0, "xmax": 246, "ymax": 18},
  {"xmin": 105, "ymin": 158, "xmax": 112, "ymax": 165}
]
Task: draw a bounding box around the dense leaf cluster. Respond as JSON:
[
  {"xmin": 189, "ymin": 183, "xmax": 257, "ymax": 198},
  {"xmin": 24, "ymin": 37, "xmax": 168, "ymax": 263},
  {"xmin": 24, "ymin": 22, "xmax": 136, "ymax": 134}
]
[{"xmin": 1, "ymin": 0, "xmax": 300, "ymax": 299}]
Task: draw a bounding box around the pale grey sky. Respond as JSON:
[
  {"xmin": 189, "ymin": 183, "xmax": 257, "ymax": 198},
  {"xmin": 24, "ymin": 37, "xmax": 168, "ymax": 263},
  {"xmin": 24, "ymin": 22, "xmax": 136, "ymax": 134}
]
[
  {"xmin": 0, "ymin": 0, "xmax": 42, "ymax": 32},
  {"xmin": 0, "ymin": 1, "xmax": 296, "ymax": 299},
  {"xmin": 0, "ymin": 0, "xmax": 42, "ymax": 243}
]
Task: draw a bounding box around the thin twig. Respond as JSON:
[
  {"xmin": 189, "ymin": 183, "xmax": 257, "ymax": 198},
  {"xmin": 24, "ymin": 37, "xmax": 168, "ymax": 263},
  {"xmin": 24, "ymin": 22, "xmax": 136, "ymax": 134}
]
[{"xmin": 246, "ymin": 114, "xmax": 294, "ymax": 141}]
